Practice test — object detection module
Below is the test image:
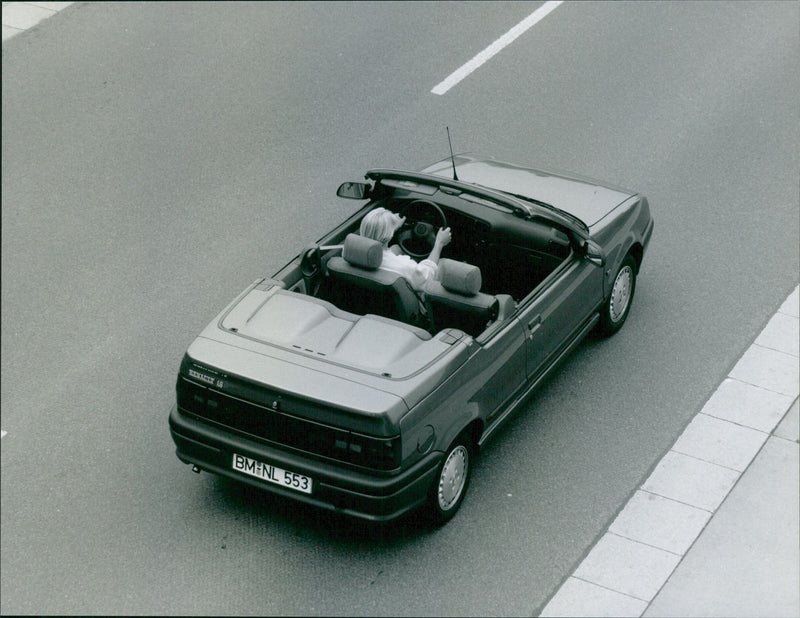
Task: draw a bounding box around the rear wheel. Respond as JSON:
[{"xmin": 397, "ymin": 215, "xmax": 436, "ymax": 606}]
[
  {"xmin": 598, "ymin": 254, "xmax": 637, "ymax": 336},
  {"xmin": 426, "ymin": 433, "xmax": 472, "ymax": 525}
]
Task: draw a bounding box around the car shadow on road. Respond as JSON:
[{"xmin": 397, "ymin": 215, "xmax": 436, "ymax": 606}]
[{"xmin": 208, "ymin": 474, "xmax": 438, "ymax": 547}]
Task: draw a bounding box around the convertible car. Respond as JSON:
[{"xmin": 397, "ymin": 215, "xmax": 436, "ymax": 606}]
[{"xmin": 169, "ymin": 154, "xmax": 653, "ymax": 525}]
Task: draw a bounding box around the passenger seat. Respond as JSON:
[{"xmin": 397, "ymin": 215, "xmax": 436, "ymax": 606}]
[{"xmin": 424, "ymin": 259, "xmax": 514, "ymax": 337}]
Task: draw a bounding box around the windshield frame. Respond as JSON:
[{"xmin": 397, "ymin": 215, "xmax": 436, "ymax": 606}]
[{"xmin": 366, "ymin": 169, "xmax": 590, "ymax": 238}]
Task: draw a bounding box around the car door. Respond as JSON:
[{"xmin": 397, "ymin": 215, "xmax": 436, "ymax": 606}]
[
  {"xmin": 471, "ymin": 315, "xmax": 527, "ymax": 416},
  {"xmin": 518, "ymin": 251, "xmax": 604, "ymax": 379}
]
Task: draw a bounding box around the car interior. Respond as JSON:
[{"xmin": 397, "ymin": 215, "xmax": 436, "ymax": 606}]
[{"xmin": 283, "ymin": 184, "xmax": 575, "ymax": 339}]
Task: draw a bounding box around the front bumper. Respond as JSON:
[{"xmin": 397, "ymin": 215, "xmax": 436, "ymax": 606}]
[{"xmin": 168, "ymin": 405, "xmax": 441, "ymax": 522}]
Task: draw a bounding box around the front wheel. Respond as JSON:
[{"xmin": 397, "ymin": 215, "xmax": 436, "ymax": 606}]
[
  {"xmin": 425, "ymin": 434, "xmax": 472, "ymax": 526},
  {"xmin": 598, "ymin": 254, "xmax": 637, "ymax": 336}
]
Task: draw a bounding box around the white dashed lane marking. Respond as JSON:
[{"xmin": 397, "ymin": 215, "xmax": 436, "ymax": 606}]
[{"xmin": 431, "ymin": 1, "xmax": 563, "ymax": 95}]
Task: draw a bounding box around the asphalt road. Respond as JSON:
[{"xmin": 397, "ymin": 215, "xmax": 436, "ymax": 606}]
[{"xmin": 2, "ymin": 2, "xmax": 797, "ymax": 615}]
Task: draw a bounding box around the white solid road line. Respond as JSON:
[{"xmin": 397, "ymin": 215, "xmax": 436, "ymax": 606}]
[{"xmin": 431, "ymin": 0, "xmax": 563, "ymax": 95}]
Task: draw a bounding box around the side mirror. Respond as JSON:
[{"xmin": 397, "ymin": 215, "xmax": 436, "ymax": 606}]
[
  {"xmin": 583, "ymin": 239, "xmax": 605, "ymax": 267},
  {"xmin": 336, "ymin": 182, "xmax": 371, "ymax": 200}
]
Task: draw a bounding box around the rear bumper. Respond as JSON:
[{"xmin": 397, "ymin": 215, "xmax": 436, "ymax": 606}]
[{"xmin": 168, "ymin": 405, "xmax": 441, "ymax": 522}]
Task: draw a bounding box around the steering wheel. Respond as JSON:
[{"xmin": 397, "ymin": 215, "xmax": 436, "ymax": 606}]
[{"xmin": 397, "ymin": 200, "xmax": 448, "ymax": 259}]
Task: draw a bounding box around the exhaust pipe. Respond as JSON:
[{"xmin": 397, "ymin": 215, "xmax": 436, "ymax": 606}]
[{"xmin": 191, "ymin": 465, "xmax": 202, "ymax": 474}]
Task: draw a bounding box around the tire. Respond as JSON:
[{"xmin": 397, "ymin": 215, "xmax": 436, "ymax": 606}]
[
  {"xmin": 598, "ymin": 254, "xmax": 637, "ymax": 336},
  {"xmin": 426, "ymin": 434, "xmax": 472, "ymax": 526}
]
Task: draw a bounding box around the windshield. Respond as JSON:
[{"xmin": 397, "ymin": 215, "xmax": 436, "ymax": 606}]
[{"xmin": 368, "ymin": 169, "xmax": 590, "ymax": 237}]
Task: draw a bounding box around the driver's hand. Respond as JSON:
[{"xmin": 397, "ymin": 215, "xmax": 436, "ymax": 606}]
[{"xmin": 434, "ymin": 227, "xmax": 452, "ymax": 249}]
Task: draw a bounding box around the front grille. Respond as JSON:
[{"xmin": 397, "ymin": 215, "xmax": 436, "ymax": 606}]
[{"xmin": 176, "ymin": 376, "xmax": 400, "ymax": 471}]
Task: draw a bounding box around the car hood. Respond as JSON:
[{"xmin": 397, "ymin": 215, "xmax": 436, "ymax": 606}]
[{"xmin": 421, "ymin": 154, "xmax": 635, "ymax": 228}]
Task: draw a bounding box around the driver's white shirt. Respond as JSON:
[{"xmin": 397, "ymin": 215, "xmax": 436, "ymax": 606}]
[{"xmin": 379, "ymin": 248, "xmax": 438, "ymax": 292}]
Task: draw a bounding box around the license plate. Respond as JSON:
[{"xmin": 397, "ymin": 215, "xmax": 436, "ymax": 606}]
[{"xmin": 232, "ymin": 453, "xmax": 313, "ymax": 494}]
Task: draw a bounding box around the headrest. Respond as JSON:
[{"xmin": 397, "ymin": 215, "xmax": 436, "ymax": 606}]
[
  {"xmin": 438, "ymin": 259, "xmax": 482, "ymax": 296},
  {"xmin": 342, "ymin": 233, "xmax": 383, "ymax": 270}
]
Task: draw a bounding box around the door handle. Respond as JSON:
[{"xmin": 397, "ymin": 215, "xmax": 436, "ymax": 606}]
[{"xmin": 528, "ymin": 315, "xmax": 542, "ymax": 335}]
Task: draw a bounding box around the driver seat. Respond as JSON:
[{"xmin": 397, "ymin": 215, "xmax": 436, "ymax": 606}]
[{"xmin": 326, "ymin": 234, "xmax": 426, "ymax": 327}]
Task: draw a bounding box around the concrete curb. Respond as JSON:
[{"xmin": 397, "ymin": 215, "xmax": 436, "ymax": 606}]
[
  {"xmin": 2, "ymin": 2, "xmax": 73, "ymax": 42},
  {"xmin": 540, "ymin": 286, "xmax": 799, "ymax": 617}
]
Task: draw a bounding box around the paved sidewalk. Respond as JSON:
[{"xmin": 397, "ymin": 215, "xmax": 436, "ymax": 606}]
[
  {"xmin": 2, "ymin": 1, "xmax": 72, "ymax": 42},
  {"xmin": 645, "ymin": 399, "xmax": 798, "ymax": 617},
  {"xmin": 541, "ymin": 286, "xmax": 800, "ymax": 617}
]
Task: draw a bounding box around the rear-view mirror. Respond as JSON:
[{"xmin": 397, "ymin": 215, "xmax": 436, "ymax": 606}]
[{"xmin": 336, "ymin": 182, "xmax": 371, "ymax": 200}]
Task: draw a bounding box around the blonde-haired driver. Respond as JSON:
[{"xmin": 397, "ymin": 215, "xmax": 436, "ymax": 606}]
[{"xmin": 359, "ymin": 207, "xmax": 451, "ymax": 291}]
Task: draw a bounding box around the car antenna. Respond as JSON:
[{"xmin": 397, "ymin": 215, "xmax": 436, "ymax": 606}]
[{"xmin": 446, "ymin": 126, "xmax": 459, "ymax": 181}]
